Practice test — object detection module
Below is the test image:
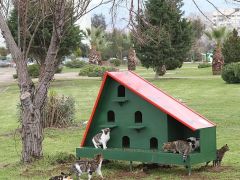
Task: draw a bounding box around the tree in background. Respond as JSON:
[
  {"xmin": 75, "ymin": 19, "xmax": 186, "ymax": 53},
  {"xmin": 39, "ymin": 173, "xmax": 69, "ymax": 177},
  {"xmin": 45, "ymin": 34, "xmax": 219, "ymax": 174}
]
[
  {"xmin": 222, "ymin": 29, "xmax": 240, "ymax": 64},
  {"xmin": 189, "ymin": 17, "xmax": 206, "ymax": 62},
  {"xmin": 86, "ymin": 27, "xmax": 105, "ymax": 65},
  {"xmin": 79, "ymin": 43, "xmax": 90, "ymax": 57},
  {"xmin": 191, "ymin": 18, "xmax": 205, "ymax": 40},
  {"xmin": 134, "ymin": 0, "xmax": 193, "ymax": 77},
  {"xmin": 102, "ymin": 29, "xmax": 131, "ymax": 60},
  {"xmin": 0, "ymin": 0, "xmax": 109, "ymax": 163},
  {"xmin": 8, "ymin": 8, "xmax": 84, "ymax": 71},
  {"xmin": 91, "ymin": 13, "xmax": 107, "ymax": 30},
  {"xmin": 205, "ymin": 26, "xmax": 229, "ymax": 75},
  {"xmin": 128, "ymin": 48, "xmax": 137, "ymax": 70}
]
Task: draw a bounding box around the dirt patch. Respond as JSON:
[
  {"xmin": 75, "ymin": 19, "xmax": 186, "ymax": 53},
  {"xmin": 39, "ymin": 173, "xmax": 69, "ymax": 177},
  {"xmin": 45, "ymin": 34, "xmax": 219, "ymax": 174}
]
[
  {"xmin": 21, "ymin": 163, "xmax": 72, "ymax": 178},
  {"xmin": 179, "ymin": 173, "xmax": 209, "ymax": 180},
  {"xmin": 20, "ymin": 160, "xmax": 235, "ymax": 180},
  {"xmin": 0, "ymin": 163, "xmax": 10, "ymax": 169},
  {"xmin": 136, "ymin": 163, "xmax": 172, "ymax": 174},
  {"xmin": 106, "ymin": 170, "xmax": 148, "ymax": 180}
]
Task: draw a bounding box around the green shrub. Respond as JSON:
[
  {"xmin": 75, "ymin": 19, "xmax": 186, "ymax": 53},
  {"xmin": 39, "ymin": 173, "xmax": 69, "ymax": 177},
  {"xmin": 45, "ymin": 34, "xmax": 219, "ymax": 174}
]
[
  {"xmin": 110, "ymin": 59, "xmax": 121, "ymax": 66},
  {"xmin": 27, "ymin": 64, "xmax": 40, "ymax": 78},
  {"xmin": 55, "ymin": 66, "xmax": 63, "ymax": 73},
  {"xmin": 79, "ymin": 64, "xmax": 118, "ymax": 77},
  {"xmin": 221, "ymin": 62, "xmax": 240, "ymax": 83},
  {"xmin": 27, "ymin": 64, "xmax": 63, "ymax": 77},
  {"xmin": 198, "ymin": 63, "xmax": 211, "ymax": 68},
  {"xmin": 65, "ymin": 60, "xmax": 87, "ymax": 68},
  {"xmin": 13, "ymin": 74, "xmax": 18, "ymax": 79}
]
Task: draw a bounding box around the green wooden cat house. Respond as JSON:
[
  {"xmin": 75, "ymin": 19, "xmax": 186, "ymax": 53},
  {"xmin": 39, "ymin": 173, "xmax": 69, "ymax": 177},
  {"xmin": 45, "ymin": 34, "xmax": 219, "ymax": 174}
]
[{"xmin": 76, "ymin": 71, "xmax": 216, "ymax": 174}]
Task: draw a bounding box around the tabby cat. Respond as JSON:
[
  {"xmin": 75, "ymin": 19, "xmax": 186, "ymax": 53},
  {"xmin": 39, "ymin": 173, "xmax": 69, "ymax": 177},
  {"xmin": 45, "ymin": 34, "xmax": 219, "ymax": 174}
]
[
  {"xmin": 206, "ymin": 144, "xmax": 230, "ymax": 167},
  {"xmin": 92, "ymin": 128, "xmax": 110, "ymax": 149},
  {"xmin": 71, "ymin": 154, "xmax": 103, "ymax": 180},
  {"xmin": 162, "ymin": 140, "xmax": 193, "ymax": 162}
]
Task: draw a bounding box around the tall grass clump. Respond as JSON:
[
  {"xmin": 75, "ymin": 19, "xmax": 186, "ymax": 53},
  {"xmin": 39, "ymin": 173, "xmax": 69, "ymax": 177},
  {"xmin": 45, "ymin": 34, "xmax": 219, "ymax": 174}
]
[{"xmin": 43, "ymin": 91, "xmax": 75, "ymax": 128}]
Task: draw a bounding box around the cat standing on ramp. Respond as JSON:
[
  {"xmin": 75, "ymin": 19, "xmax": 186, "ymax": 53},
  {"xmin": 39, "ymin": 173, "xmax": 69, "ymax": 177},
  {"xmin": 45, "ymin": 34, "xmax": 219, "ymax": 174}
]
[
  {"xmin": 92, "ymin": 128, "xmax": 110, "ymax": 149},
  {"xmin": 162, "ymin": 140, "xmax": 193, "ymax": 162}
]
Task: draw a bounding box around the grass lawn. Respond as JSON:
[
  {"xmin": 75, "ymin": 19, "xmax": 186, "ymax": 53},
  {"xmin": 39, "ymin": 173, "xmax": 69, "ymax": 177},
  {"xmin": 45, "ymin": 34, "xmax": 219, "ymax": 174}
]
[{"xmin": 0, "ymin": 63, "xmax": 240, "ymax": 179}]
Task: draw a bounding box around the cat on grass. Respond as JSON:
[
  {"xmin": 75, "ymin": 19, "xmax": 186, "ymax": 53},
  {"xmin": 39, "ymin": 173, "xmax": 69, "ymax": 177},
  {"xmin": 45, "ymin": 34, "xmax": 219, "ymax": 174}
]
[
  {"xmin": 92, "ymin": 128, "xmax": 110, "ymax": 149},
  {"xmin": 206, "ymin": 144, "xmax": 230, "ymax": 167},
  {"xmin": 162, "ymin": 140, "xmax": 193, "ymax": 162},
  {"xmin": 49, "ymin": 172, "xmax": 73, "ymax": 180},
  {"xmin": 71, "ymin": 154, "xmax": 103, "ymax": 180}
]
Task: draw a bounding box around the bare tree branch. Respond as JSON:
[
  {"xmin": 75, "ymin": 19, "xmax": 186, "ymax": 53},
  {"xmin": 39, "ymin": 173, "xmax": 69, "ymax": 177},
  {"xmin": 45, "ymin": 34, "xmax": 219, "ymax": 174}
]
[
  {"xmin": 192, "ymin": 0, "xmax": 215, "ymax": 24},
  {"xmin": 206, "ymin": 0, "xmax": 230, "ymax": 19}
]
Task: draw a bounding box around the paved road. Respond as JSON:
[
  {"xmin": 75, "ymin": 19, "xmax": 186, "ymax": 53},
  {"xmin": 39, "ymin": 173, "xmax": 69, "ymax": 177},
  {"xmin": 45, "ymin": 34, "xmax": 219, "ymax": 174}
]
[
  {"xmin": 0, "ymin": 67, "xmax": 16, "ymax": 84},
  {"xmin": 0, "ymin": 68, "xmax": 99, "ymax": 86}
]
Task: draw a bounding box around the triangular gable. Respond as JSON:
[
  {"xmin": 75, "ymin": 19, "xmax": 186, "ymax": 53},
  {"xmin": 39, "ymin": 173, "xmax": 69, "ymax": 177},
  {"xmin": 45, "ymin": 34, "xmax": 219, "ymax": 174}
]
[{"xmin": 81, "ymin": 71, "xmax": 215, "ymax": 146}]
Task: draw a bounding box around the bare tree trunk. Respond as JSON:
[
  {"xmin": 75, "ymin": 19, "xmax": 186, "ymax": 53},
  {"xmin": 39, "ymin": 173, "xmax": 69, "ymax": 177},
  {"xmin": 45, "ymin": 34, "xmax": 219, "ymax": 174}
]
[
  {"xmin": 154, "ymin": 65, "xmax": 166, "ymax": 78},
  {"xmin": 21, "ymin": 92, "xmax": 44, "ymax": 162},
  {"xmin": 0, "ymin": 11, "xmax": 43, "ymax": 162},
  {"xmin": 0, "ymin": 0, "xmax": 65, "ymax": 162}
]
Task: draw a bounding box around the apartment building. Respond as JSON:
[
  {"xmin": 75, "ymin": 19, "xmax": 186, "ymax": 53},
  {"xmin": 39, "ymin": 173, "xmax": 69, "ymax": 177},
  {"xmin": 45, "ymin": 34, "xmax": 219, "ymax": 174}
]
[{"xmin": 212, "ymin": 8, "xmax": 240, "ymax": 31}]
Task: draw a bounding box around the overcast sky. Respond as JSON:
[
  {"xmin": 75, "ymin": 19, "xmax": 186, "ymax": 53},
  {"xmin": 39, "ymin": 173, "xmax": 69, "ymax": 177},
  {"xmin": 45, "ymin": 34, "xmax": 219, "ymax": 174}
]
[
  {"xmin": 182, "ymin": 0, "xmax": 238, "ymax": 15},
  {"xmin": 1, "ymin": 0, "xmax": 239, "ymax": 47}
]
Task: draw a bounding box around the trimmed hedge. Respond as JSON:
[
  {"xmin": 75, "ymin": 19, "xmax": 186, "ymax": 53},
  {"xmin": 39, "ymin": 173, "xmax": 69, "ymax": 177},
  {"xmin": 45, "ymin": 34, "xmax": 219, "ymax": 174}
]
[
  {"xmin": 79, "ymin": 64, "xmax": 118, "ymax": 77},
  {"xmin": 65, "ymin": 60, "xmax": 87, "ymax": 68},
  {"xmin": 110, "ymin": 59, "xmax": 121, "ymax": 67},
  {"xmin": 13, "ymin": 65, "xmax": 62, "ymax": 79},
  {"xmin": 221, "ymin": 62, "xmax": 240, "ymax": 83},
  {"xmin": 198, "ymin": 63, "xmax": 211, "ymax": 68}
]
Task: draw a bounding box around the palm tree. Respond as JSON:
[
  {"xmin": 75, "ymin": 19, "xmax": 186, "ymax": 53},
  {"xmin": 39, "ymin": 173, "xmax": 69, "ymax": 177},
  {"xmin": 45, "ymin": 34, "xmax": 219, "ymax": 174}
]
[
  {"xmin": 128, "ymin": 48, "xmax": 137, "ymax": 71},
  {"xmin": 205, "ymin": 27, "xmax": 229, "ymax": 75},
  {"xmin": 86, "ymin": 27, "xmax": 106, "ymax": 65}
]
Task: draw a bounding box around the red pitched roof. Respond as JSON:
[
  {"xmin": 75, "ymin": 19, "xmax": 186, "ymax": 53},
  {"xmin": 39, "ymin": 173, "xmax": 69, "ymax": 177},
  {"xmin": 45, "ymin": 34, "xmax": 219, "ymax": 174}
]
[{"xmin": 81, "ymin": 71, "xmax": 215, "ymax": 146}]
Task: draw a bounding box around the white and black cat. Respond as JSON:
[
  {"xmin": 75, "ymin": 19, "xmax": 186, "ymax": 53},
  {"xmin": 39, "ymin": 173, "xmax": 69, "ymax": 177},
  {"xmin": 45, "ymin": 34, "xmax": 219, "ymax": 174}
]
[
  {"xmin": 162, "ymin": 140, "xmax": 193, "ymax": 162},
  {"xmin": 71, "ymin": 154, "xmax": 103, "ymax": 180},
  {"xmin": 187, "ymin": 137, "xmax": 200, "ymax": 151},
  {"xmin": 92, "ymin": 128, "xmax": 110, "ymax": 149}
]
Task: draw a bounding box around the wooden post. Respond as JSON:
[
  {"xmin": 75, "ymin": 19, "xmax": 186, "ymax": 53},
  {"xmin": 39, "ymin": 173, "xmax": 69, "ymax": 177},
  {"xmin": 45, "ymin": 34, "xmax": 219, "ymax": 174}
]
[{"xmin": 130, "ymin": 161, "xmax": 133, "ymax": 171}]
